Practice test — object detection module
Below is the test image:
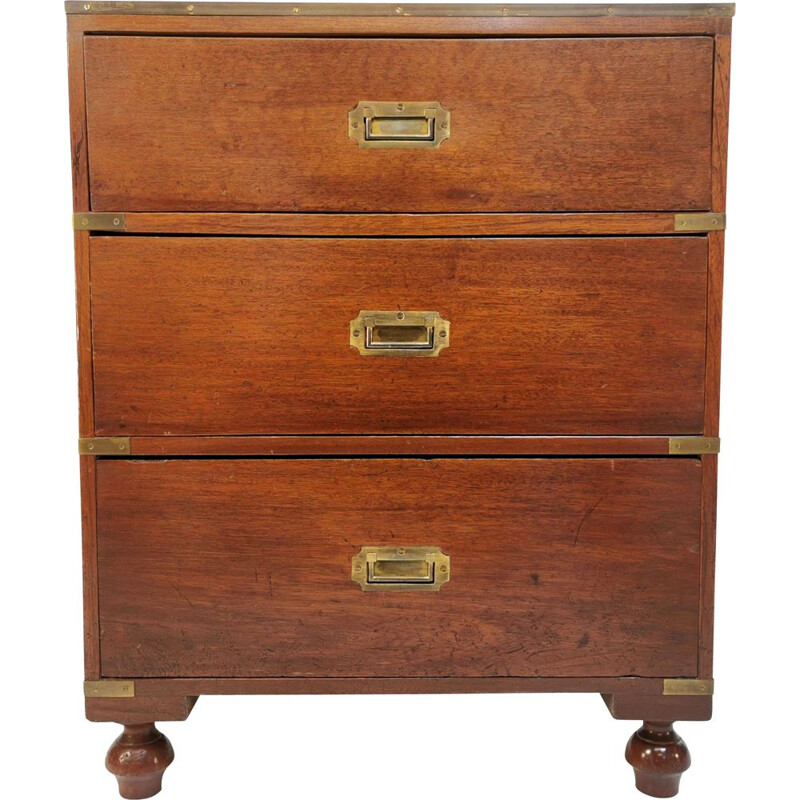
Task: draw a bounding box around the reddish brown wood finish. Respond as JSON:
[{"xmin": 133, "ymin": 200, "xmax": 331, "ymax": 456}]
[
  {"xmin": 603, "ymin": 692, "xmax": 711, "ymax": 723},
  {"xmin": 69, "ymin": 12, "xmax": 732, "ymax": 37},
  {"xmin": 699, "ymin": 454, "xmax": 718, "ymax": 678},
  {"xmin": 626, "ymin": 722, "xmax": 691, "ymax": 798},
  {"xmin": 69, "ymin": 26, "xmax": 101, "ymax": 680},
  {"xmin": 96, "ymin": 458, "xmax": 701, "ymax": 679},
  {"xmin": 67, "ymin": 28, "xmax": 89, "ymax": 216},
  {"xmin": 106, "ymin": 724, "xmax": 174, "ymax": 799},
  {"xmin": 132, "ymin": 677, "xmax": 663, "ymax": 696},
  {"xmin": 127, "ymin": 435, "xmax": 680, "ymax": 457},
  {"xmin": 696, "ymin": 30, "xmax": 731, "ymax": 682},
  {"xmin": 73, "ymin": 234, "xmax": 93, "ymax": 435},
  {"xmin": 83, "ymin": 36, "xmax": 713, "ymax": 213},
  {"xmin": 65, "ymin": 7, "xmax": 734, "ymax": 795},
  {"xmin": 706, "ymin": 32, "xmax": 731, "ymax": 436},
  {"xmin": 89, "ymin": 212, "xmax": 687, "ymax": 237},
  {"xmin": 87, "ymin": 680, "xmax": 708, "ymax": 721},
  {"xmin": 90, "ymin": 236, "xmax": 708, "ymax": 436},
  {"xmin": 711, "ymin": 35, "xmax": 732, "ymax": 214},
  {"xmin": 67, "ymin": 25, "xmax": 92, "ymax": 433},
  {"xmin": 80, "ymin": 457, "xmax": 100, "ymax": 679},
  {"xmin": 705, "ymin": 232, "xmax": 725, "ymax": 438},
  {"xmin": 87, "ymin": 695, "xmax": 198, "ymax": 724}
]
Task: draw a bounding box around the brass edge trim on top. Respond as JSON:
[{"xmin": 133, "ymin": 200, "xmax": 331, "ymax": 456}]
[
  {"xmin": 662, "ymin": 678, "xmax": 714, "ymax": 696},
  {"xmin": 66, "ymin": 3, "xmax": 736, "ymax": 18},
  {"xmin": 674, "ymin": 213, "xmax": 727, "ymax": 232},
  {"xmin": 668, "ymin": 437, "xmax": 720, "ymax": 455},
  {"xmin": 79, "ymin": 437, "xmax": 132, "ymax": 455},
  {"xmin": 84, "ymin": 680, "xmax": 136, "ymax": 698},
  {"xmin": 73, "ymin": 212, "xmax": 127, "ymax": 232}
]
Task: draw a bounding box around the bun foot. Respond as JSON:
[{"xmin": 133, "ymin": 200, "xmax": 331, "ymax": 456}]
[
  {"xmin": 625, "ymin": 721, "xmax": 690, "ymax": 798},
  {"xmin": 106, "ymin": 723, "xmax": 175, "ymax": 799}
]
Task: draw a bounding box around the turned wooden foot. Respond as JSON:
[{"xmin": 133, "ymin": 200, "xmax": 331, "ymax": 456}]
[
  {"xmin": 625, "ymin": 721, "xmax": 690, "ymax": 798},
  {"xmin": 106, "ymin": 723, "xmax": 174, "ymax": 799}
]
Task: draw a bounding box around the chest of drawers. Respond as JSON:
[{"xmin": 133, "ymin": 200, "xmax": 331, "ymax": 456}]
[{"xmin": 66, "ymin": 3, "xmax": 734, "ymax": 797}]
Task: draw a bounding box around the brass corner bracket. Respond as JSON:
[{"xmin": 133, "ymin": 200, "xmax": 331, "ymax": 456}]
[
  {"xmin": 663, "ymin": 678, "xmax": 714, "ymax": 696},
  {"xmin": 73, "ymin": 212, "xmax": 127, "ymax": 232},
  {"xmin": 79, "ymin": 437, "xmax": 131, "ymax": 456},
  {"xmin": 668, "ymin": 437, "xmax": 720, "ymax": 455},
  {"xmin": 84, "ymin": 680, "xmax": 135, "ymax": 698},
  {"xmin": 674, "ymin": 213, "xmax": 726, "ymax": 232}
]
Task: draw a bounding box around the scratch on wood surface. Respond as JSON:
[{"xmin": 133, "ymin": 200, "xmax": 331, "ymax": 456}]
[
  {"xmin": 171, "ymin": 583, "xmax": 196, "ymax": 609},
  {"xmin": 573, "ymin": 496, "xmax": 605, "ymax": 546}
]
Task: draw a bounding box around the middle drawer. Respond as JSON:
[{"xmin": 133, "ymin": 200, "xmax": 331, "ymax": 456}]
[{"xmin": 90, "ymin": 236, "xmax": 707, "ymax": 436}]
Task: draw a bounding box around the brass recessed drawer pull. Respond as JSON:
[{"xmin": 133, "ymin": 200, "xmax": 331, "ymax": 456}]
[
  {"xmin": 351, "ymin": 546, "xmax": 451, "ymax": 592},
  {"xmin": 348, "ymin": 101, "xmax": 451, "ymax": 148},
  {"xmin": 350, "ymin": 310, "xmax": 450, "ymax": 357}
]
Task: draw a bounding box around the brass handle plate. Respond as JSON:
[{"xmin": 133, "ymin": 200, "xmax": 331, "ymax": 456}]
[
  {"xmin": 350, "ymin": 310, "xmax": 450, "ymax": 357},
  {"xmin": 351, "ymin": 547, "xmax": 451, "ymax": 592},
  {"xmin": 348, "ymin": 101, "xmax": 451, "ymax": 149}
]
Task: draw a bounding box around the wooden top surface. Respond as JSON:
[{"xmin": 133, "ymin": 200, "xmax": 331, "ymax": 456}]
[{"xmin": 65, "ymin": 2, "xmax": 736, "ymax": 18}]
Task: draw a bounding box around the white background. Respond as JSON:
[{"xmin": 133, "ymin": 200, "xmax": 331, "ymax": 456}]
[{"xmin": 1, "ymin": 1, "xmax": 798, "ymax": 798}]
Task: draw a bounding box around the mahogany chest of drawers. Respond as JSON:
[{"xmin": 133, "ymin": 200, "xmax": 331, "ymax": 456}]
[{"xmin": 66, "ymin": 3, "xmax": 734, "ymax": 797}]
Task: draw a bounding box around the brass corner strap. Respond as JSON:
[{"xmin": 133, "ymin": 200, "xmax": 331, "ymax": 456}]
[
  {"xmin": 73, "ymin": 212, "xmax": 127, "ymax": 232},
  {"xmin": 84, "ymin": 680, "xmax": 135, "ymax": 698},
  {"xmin": 674, "ymin": 213, "xmax": 726, "ymax": 232},
  {"xmin": 79, "ymin": 437, "xmax": 131, "ymax": 455},
  {"xmin": 668, "ymin": 437, "xmax": 720, "ymax": 455},
  {"xmin": 663, "ymin": 679, "xmax": 714, "ymax": 696}
]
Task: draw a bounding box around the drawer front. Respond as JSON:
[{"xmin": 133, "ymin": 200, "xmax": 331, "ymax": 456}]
[
  {"xmin": 84, "ymin": 36, "xmax": 712, "ymax": 213},
  {"xmin": 91, "ymin": 236, "xmax": 707, "ymax": 436},
  {"xmin": 97, "ymin": 458, "xmax": 701, "ymax": 679}
]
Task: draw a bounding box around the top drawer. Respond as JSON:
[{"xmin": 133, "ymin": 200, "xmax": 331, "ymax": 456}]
[{"xmin": 83, "ymin": 35, "xmax": 713, "ymax": 213}]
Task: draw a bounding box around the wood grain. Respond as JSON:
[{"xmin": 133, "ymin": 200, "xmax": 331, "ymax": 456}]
[
  {"xmin": 96, "ymin": 458, "xmax": 702, "ymax": 679},
  {"xmin": 603, "ymin": 692, "xmax": 712, "ymax": 722},
  {"xmin": 130, "ymin": 676, "xmax": 663, "ymax": 696},
  {"xmin": 711, "ymin": 34, "xmax": 732, "ymax": 213},
  {"xmin": 83, "ymin": 36, "xmax": 713, "ymax": 213},
  {"xmin": 86, "ymin": 695, "xmax": 197, "ymax": 724},
  {"xmin": 626, "ymin": 722, "xmax": 691, "ymax": 797},
  {"xmin": 699, "ymin": 454, "xmax": 718, "ymax": 679},
  {"xmin": 67, "ymin": 27, "xmax": 89, "ymax": 214},
  {"xmin": 80, "ymin": 456, "xmax": 100, "ymax": 679},
  {"xmin": 126, "ymin": 436, "xmax": 680, "ymax": 457},
  {"xmin": 105, "ymin": 723, "xmax": 174, "ymax": 798},
  {"xmin": 90, "ymin": 236, "xmax": 708, "ymax": 436},
  {"xmin": 90, "ymin": 212, "xmax": 688, "ymax": 237},
  {"xmin": 696, "ymin": 32, "xmax": 731, "ymax": 680},
  {"xmin": 69, "ymin": 13, "xmax": 733, "ymax": 37},
  {"xmin": 705, "ymin": 231, "xmax": 725, "ymax": 437},
  {"xmin": 705, "ymin": 33, "xmax": 731, "ymax": 437},
  {"xmin": 68, "ymin": 27, "xmax": 95, "ymax": 437},
  {"xmin": 68, "ymin": 26, "xmax": 101, "ymax": 680},
  {"xmin": 73, "ymin": 234, "xmax": 94, "ymax": 437}
]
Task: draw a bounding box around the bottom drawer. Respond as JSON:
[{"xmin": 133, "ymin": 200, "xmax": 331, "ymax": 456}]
[{"xmin": 96, "ymin": 458, "xmax": 701, "ymax": 679}]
